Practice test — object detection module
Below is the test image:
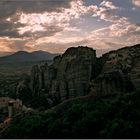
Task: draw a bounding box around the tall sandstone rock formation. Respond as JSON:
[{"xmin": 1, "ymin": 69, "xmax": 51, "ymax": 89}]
[
  {"xmin": 20, "ymin": 44, "xmax": 140, "ymax": 103},
  {"xmin": 30, "ymin": 46, "xmax": 96, "ymax": 101},
  {"xmin": 90, "ymin": 44, "xmax": 140, "ymax": 96}
]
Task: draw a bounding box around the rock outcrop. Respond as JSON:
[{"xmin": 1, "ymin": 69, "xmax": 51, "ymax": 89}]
[
  {"xmin": 17, "ymin": 44, "xmax": 140, "ymax": 104},
  {"xmin": 30, "ymin": 46, "xmax": 96, "ymax": 102},
  {"xmin": 90, "ymin": 70, "xmax": 134, "ymax": 97},
  {"xmin": 89, "ymin": 44, "xmax": 140, "ymax": 97},
  {"xmin": 101, "ymin": 44, "xmax": 140, "ymax": 89}
]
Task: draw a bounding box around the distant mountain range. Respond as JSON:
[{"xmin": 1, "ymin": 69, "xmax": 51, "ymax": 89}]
[
  {"xmin": 0, "ymin": 50, "xmax": 60, "ymax": 62},
  {"xmin": 0, "ymin": 52, "xmax": 14, "ymax": 57}
]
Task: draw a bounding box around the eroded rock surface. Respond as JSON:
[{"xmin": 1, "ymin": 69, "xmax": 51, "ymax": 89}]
[
  {"xmin": 30, "ymin": 46, "xmax": 96, "ymax": 102},
  {"xmin": 18, "ymin": 45, "xmax": 140, "ymax": 103}
]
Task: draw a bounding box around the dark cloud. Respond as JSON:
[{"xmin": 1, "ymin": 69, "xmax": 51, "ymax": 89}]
[
  {"xmin": 0, "ymin": 21, "xmax": 64, "ymax": 38},
  {"xmin": 0, "ymin": 19, "xmax": 66, "ymax": 38},
  {"xmin": 0, "ymin": 0, "xmax": 73, "ymax": 19},
  {"xmin": 0, "ymin": 0, "xmax": 74, "ymax": 38},
  {"xmin": 0, "ymin": 21, "xmax": 18, "ymax": 37},
  {"xmin": 0, "ymin": 20, "xmax": 26, "ymax": 38},
  {"xmin": 21, "ymin": 25, "xmax": 64, "ymax": 38}
]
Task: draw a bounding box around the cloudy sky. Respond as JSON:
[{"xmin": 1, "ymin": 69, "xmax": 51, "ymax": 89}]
[{"xmin": 0, "ymin": 0, "xmax": 140, "ymax": 55}]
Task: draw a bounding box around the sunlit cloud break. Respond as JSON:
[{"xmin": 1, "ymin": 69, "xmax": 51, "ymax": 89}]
[{"xmin": 0, "ymin": 0, "xmax": 139, "ymax": 54}]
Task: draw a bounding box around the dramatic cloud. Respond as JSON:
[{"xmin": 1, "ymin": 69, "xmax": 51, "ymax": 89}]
[
  {"xmin": 87, "ymin": 18, "xmax": 140, "ymax": 51},
  {"xmin": 16, "ymin": 0, "xmax": 98, "ymax": 37},
  {"xmin": 0, "ymin": 0, "xmax": 118, "ymax": 39},
  {"xmin": 100, "ymin": 1, "xmax": 118, "ymax": 10},
  {"xmin": 0, "ymin": 38, "xmax": 13, "ymax": 52},
  {"xmin": 0, "ymin": 37, "xmax": 30, "ymax": 52},
  {"xmin": 94, "ymin": 20, "xmax": 140, "ymax": 38},
  {"xmin": 132, "ymin": 0, "xmax": 140, "ymax": 7},
  {"xmin": 0, "ymin": 0, "xmax": 98, "ymax": 38},
  {"xmin": 93, "ymin": 1, "xmax": 120, "ymax": 23},
  {"xmin": 0, "ymin": 0, "xmax": 139, "ymax": 54},
  {"xmin": 0, "ymin": 0, "xmax": 73, "ymax": 19}
]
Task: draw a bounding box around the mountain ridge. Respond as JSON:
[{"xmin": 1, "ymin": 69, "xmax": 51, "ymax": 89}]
[{"xmin": 0, "ymin": 50, "xmax": 60, "ymax": 62}]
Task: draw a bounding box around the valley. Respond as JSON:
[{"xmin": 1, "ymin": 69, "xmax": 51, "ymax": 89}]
[
  {"xmin": 0, "ymin": 44, "xmax": 140, "ymax": 138},
  {"xmin": 0, "ymin": 0, "xmax": 139, "ymax": 138}
]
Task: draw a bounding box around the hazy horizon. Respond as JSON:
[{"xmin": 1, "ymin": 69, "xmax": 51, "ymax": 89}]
[
  {"xmin": 1, "ymin": 44, "xmax": 139, "ymax": 57},
  {"xmin": 0, "ymin": 0, "xmax": 140, "ymax": 54}
]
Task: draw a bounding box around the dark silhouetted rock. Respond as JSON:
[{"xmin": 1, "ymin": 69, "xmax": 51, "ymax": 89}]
[
  {"xmin": 30, "ymin": 65, "xmax": 40, "ymax": 96},
  {"xmin": 18, "ymin": 44, "xmax": 140, "ymax": 105},
  {"xmin": 90, "ymin": 70, "xmax": 134, "ymax": 97},
  {"xmin": 30, "ymin": 46, "xmax": 96, "ymax": 102},
  {"xmin": 101, "ymin": 44, "xmax": 140, "ymax": 90}
]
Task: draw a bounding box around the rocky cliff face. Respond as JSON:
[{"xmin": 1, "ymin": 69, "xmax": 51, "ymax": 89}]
[
  {"xmin": 89, "ymin": 44, "xmax": 140, "ymax": 97},
  {"xmin": 30, "ymin": 46, "xmax": 96, "ymax": 102},
  {"xmin": 17, "ymin": 44, "xmax": 140, "ymax": 104},
  {"xmin": 102, "ymin": 44, "xmax": 140, "ymax": 89}
]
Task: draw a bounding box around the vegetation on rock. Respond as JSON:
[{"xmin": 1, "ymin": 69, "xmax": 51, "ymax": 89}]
[{"xmin": 2, "ymin": 90, "xmax": 140, "ymax": 139}]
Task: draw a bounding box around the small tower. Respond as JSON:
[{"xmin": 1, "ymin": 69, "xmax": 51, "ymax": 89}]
[{"xmin": 8, "ymin": 100, "xmax": 14, "ymax": 118}]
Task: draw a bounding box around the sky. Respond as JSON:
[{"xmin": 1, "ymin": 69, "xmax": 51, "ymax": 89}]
[{"xmin": 0, "ymin": 0, "xmax": 140, "ymax": 55}]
